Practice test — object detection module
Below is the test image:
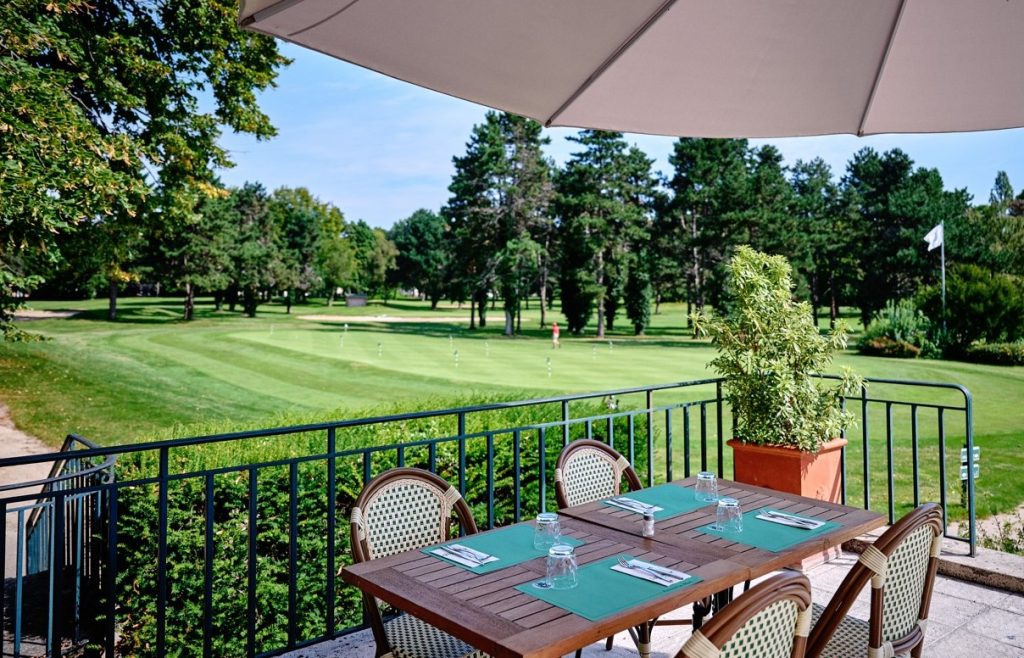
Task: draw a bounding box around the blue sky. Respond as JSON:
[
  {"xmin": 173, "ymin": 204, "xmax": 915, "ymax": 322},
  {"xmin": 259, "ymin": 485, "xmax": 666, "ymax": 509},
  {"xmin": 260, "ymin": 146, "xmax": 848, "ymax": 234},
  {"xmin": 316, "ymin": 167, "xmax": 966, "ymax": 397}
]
[{"xmin": 219, "ymin": 43, "xmax": 1024, "ymax": 229}]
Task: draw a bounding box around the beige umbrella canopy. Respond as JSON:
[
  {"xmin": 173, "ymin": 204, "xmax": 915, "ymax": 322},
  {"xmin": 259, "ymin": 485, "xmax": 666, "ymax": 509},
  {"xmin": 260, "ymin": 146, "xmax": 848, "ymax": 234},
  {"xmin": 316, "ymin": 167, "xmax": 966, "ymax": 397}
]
[{"xmin": 240, "ymin": 0, "xmax": 1024, "ymax": 138}]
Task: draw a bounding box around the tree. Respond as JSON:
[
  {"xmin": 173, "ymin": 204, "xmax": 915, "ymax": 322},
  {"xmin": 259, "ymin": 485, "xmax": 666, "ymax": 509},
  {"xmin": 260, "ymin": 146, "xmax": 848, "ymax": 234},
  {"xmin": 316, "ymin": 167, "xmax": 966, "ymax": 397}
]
[
  {"xmin": 269, "ymin": 187, "xmax": 335, "ymax": 313},
  {"xmin": 665, "ymin": 138, "xmax": 749, "ymax": 323},
  {"xmin": 0, "ymin": 0, "xmax": 286, "ymax": 335},
  {"xmin": 444, "ymin": 112, "xmax": 552, "ymax": 334},
  {"xmin": 316, "ymin": 205, "xmax": 355, "ymax": 306},
  {"xmin": 842, "ymin": 148, "xmax": 969, "ymax": 328},
  {"xmin": 556, "ymin": 131, "xmax": 652, "ymax": 337},
  {"xmin": 790, "ymin": 158, "xmax": 859, "ymax": 327},
  {"xmin": 161, "ymin": 189, "xmax": 236, "ymax": 320},
  {"xmin": 389, "ymin": 209, "xmax": 450, "ymax": 307},
  {"xmin": 230, "ymin": 183, "xmax": 282, "ymax": 317}
]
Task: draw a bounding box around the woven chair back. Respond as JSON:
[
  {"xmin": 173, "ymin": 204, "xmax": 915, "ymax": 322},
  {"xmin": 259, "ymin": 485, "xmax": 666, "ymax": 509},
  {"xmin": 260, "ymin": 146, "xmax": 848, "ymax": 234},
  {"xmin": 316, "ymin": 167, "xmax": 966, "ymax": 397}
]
[
  {"xmin": 554, "ymin": 439, "xmax": 642, "ymax": 508},
  {"xmin": 678, "ymin": 571, "xmax": 812, "ymax": 658}
]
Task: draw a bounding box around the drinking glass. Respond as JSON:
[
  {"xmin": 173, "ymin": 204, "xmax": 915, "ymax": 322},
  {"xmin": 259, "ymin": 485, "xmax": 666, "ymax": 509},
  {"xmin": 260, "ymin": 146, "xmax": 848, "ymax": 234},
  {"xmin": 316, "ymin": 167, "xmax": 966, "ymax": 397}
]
[
  {"xmin": 695, "ymin": 471, "xmax": 718, "ymax": 502},
  {"xmin": 713, "ymin": 497, "xmax": 742, "ymax": 532},
  {"xmin": 545, "ymin": 544, "xmax": 578, "ymax": 590},
  {"xmin": 533, "ymin": 512, "xmax": 561, "ymax": 551}
]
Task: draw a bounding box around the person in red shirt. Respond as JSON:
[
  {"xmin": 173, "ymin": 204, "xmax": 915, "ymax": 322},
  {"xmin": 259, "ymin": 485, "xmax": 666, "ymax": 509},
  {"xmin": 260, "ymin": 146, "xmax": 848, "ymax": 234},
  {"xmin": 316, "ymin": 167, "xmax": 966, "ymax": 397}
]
[{"xmin": 551, "ymin": 321, "xmax": 560, "ymax": 348}]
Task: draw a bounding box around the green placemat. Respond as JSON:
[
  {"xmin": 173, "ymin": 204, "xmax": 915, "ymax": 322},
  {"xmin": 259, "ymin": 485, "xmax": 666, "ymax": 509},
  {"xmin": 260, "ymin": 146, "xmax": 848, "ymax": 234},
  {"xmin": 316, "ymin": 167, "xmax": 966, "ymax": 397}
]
[
  {"xmin": 601, "ymin": 483, "xmax": 713, "ymax": 519},
  {"xmin": 699, "ymin": 509, "xmax": 840, "ymax": 552},
  {"xmin": 515, "ymin": 554, "xmax": 702, "ymax": 621},
  {"xmin": 424, "ymin": 524, "xmax": 584, "ymax": 574}
]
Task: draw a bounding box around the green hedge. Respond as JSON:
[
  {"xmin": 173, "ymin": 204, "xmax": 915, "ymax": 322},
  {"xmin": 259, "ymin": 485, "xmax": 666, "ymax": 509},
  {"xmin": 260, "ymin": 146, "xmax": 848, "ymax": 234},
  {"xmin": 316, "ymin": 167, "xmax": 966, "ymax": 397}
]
[
  {"xmin": 113, "ymin": 395, "xmax": 653, "ymax": 657},
  {"xmin": 963, "ymin": 342, "xmax": 1024, "ymax": 366}
]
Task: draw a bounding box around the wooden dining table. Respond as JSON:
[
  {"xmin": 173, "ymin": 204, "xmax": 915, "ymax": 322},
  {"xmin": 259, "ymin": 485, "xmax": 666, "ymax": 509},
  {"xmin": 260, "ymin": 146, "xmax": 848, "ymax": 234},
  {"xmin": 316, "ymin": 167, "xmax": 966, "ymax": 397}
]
[{"xmin": 341, "ymin": 477, "xmax": 884, "ymax": 658}]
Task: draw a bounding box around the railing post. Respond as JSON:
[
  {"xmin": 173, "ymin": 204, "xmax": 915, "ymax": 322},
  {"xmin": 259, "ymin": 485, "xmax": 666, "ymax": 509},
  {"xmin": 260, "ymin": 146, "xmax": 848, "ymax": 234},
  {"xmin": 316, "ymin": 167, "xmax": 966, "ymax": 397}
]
[
  {"xmin": 963, "ymin": 391, "xmax": 976, "ymax": 556},
  {"xmin": 646, "ymin": 390, "xmax": 655, "ymax": 487},
  {"xmin": 861, "ymin": 384, "xmax": 870, "ymax": 510},
  {"xmin": 326, "ymin": 427, "xmax": 337, "ymax": 636},
  {"xmin": 561, "ymin": 399, "xmax": 570, "ymax": 446},
  {"xmin": 157, "ymin": 447, "xmax": 169, "ymax": 658},
  {"xmin": 458, "ymin": 412, "xmax": 467, "ymax": 496},
  {"xmin": 715, "ymin": 381, "xmax": 724, "ymax": 478}
]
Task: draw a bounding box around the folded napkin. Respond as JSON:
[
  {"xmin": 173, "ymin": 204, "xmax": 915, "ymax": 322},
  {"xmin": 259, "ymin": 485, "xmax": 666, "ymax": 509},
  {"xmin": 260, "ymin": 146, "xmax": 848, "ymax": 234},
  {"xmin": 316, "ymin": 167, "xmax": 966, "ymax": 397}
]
[
  {"xmin": 611, "ymin": 559, "xmax": 690, "ymax": 586},
  {"xmin": 755, "ymin": 509, "xmax": 825, "ymax": 530},
  {"xmin": 431, "ymin": 543, "xmax": 499, "ymax": 568},
  {"xmin": 605, "ymin": 497, "xmax": 664, "ymax": 514}
]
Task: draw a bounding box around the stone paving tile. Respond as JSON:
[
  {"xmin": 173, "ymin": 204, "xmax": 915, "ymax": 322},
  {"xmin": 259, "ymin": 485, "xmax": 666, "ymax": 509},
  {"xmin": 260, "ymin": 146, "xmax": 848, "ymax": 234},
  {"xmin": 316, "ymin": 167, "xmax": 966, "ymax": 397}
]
[
  {"xmin": 926, "ymin": 589, "xmax": 989, "ymax": 628},
  {"xmin": 964, "ymin": 607, "xmax": 1024, "ymax": 649},
  {"xmin": 933, "ymin": 575, "xmax": 1018, "ymax": 606},
  {"xmin": 920, "ymin": 619, "xmax": 957, "ymax": 647},
  {"xmin": 993, "ymin": 591, "xmax": 1024, "ymax": 615},
  {"xmin": 926, "ymin": 629, "xmax": 1023, "ymax": 657}
]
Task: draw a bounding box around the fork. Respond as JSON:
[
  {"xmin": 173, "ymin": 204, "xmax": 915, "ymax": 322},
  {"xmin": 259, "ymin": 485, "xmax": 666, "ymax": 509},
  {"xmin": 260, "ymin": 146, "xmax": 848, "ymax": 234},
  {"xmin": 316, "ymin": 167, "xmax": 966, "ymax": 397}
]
[
  {"xmin": 612, "ymin": 497, "xmax": 654, "ymax": 514},
  {"xmin": 762, "ymin": 510, "xmax": 817, "ymax": 528},
  {"xmin": 616, "ymin": 556, "xmax": 672, "ymax": 584},
  {"xmin": 441, "ymin": 544, "xmax": 484, "ymax": 565}
]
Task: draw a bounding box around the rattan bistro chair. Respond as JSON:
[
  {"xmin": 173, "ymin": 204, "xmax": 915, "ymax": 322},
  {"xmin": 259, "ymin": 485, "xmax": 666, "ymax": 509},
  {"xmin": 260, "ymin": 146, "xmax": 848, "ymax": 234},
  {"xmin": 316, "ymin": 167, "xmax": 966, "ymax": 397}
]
[
  {"xmin": 676, "ymin": 571, "xmax": 813, "ymax": 658},
  {"xmin": 554, "ymin": 439, "xmax": 643, "ymax": 509},
  {"xmin": 554, "ymin": 440, "xmax": 646, "ymax": 656},
  {"xmin": 349, "ymin": 467, "xmax": 489, "ymax": 658},
  {"xmin": 806, "ymin": 503, "xmax": 944, "ymax": 658}
]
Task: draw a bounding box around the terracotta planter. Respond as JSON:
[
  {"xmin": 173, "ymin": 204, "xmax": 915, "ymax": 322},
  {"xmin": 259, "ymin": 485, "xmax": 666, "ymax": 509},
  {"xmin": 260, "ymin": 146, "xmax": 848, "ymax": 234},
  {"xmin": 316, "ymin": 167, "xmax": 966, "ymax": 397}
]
[{"xmin": 728, "ymin": 437, "xmax": 847, "ymax": 503}]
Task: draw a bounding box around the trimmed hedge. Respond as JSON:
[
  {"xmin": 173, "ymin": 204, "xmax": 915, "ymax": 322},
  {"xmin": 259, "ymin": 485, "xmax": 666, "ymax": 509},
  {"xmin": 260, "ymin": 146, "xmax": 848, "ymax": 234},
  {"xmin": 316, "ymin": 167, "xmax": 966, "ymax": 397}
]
[
  {"xmin": 963, "ymin": 342, "xmax": 1024, "ymax": 366},
  {"xmin": 113, "ymin": 395, "xmax": 653, "ymax": 657}
]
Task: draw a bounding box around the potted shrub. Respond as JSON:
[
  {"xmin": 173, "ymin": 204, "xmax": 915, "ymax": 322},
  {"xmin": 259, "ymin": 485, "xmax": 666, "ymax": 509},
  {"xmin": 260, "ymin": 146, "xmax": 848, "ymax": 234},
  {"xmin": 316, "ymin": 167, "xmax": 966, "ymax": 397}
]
[{"xmin": 693, "ymin": 247, "xmax": 862, "ymax": 502}]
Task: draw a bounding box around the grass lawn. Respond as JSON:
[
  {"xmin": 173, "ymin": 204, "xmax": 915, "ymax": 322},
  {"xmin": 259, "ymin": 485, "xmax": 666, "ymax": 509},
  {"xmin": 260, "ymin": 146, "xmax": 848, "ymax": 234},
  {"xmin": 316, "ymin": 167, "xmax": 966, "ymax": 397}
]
[{"xmin": 5, "ymin": 295, "xmax": 1023, "ymax": 519}]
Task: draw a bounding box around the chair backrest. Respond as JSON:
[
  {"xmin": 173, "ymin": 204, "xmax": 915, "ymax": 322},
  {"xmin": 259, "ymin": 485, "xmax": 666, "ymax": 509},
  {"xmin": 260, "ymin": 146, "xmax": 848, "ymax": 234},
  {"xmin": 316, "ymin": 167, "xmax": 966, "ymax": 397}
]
[
  {"xmin": 349, "ymin": 467, "xmax": 478, "ymax": 563},
  {"xmin": 554, "ymin": 439, "xmax": 643, "ymax": 508},
  {"xmin": 807, "ymin": 503, "xmax": 944, "ymax": 658},
  {"xmin": 677, "ymin": 571, "xmax": 812, "ymax": 658}
]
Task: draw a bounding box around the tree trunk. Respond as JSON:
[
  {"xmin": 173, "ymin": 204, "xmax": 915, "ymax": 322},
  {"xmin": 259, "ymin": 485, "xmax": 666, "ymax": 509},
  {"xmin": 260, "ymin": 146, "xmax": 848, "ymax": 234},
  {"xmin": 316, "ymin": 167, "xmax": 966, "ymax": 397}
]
[
  {"xmin": 327, "ymin": 288, "xmax": 335, "ymax": 306},
  {"xmin": 107, "ymin": 279, "xmax": 118, "ymax": 321},
  {"xmin": 228, "ymin": 286, "xmax": 238, "ymax": 312},
  {"xmin": 476, "ymin": 290, "xmax": 487, "ymax": 328},
  {"xmin": 596, "ymin": 252, "xmax": 605, "ymax": 339},
  {"xmin": 469, "ymin": 297, "xmax": 476, "ymax": 330},
  {"xmin": 654, "ymin": 292, "xmax": 661, "ymax": 315},
  {"xmin": 503, "ymin": 306, "xmax": 514, "ymax": 336},
  {"xmin": 214, "ymin": 291, "xmax": 223, "ymax": 311},
  {"xmin": 538, "ymin": 268, "xmax": 548, "ymax": 328},
  {"xmin": 516, "ymin": 299, "xmax": 522, "ymax": 334},
  {"xmin": 285, "ymin": 291, "xmax": 292, "ymax": 314},
  {"xmin": 810, "ymin": 272, "xmax": 820, "ymax": 328},
  {"xmin": 829, "ymin": 270, "xmax": 838, "ymax": 330},
  {"xmin": 183, "ymin": 283, "xmax": 195, "ymax": 321}
]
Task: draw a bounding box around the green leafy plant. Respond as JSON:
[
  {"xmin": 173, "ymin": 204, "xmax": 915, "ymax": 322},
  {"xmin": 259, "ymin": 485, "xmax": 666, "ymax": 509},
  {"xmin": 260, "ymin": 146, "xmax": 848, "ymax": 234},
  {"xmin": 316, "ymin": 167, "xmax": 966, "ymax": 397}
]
[
  {"xmin": 964, "ymin": 341, "xmax": 1024, "ymax": 366},
  {"xmin": 859, "ymin": 299, "xmax": 936, "ymax": 358},
  {"xmin": 693, "ymin": 246, "xmax": 861, "ymax": 451}
]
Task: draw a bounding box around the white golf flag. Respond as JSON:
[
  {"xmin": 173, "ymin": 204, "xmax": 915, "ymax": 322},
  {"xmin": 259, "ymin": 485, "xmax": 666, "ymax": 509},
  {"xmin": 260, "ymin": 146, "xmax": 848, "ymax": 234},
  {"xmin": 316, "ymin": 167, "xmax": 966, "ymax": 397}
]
[{"xmin": 924, "ymin": 223, "xmax": 944, "ymax": 251}]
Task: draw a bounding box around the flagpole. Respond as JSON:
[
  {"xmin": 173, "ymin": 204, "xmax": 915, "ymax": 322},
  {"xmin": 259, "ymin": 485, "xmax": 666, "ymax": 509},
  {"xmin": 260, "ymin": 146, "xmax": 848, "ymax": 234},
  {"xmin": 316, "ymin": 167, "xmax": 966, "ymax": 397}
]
[{"xmin": 940, "ymin": 220, "xmax": 946, "ymax": 331}]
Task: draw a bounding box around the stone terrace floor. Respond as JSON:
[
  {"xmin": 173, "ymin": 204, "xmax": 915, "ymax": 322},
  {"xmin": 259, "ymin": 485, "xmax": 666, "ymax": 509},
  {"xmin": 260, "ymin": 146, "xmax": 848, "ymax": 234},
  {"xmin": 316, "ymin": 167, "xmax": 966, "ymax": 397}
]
[{"xmin": 286, "ymin": 550, "xmax": 1024, "ymax": 658}]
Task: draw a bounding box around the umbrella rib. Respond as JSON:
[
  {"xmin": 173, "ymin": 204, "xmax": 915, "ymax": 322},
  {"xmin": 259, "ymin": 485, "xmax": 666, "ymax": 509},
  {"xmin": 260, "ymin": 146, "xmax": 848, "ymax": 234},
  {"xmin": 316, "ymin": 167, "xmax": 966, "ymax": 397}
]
[
  {"xmin": 544, "ymin": 0, "xmax": 679, "ymax": 129},
  {"xmin": 857, "ymin": 0, "xmax": 910, "ymax": 137},
  {"xmin": 240, "ymin": 0, "xmax": 362, "ymax": 37}
]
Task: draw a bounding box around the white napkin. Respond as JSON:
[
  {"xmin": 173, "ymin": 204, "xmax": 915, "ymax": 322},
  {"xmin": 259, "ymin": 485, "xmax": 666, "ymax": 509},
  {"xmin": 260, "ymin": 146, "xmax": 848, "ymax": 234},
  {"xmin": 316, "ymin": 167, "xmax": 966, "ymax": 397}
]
[
  {"xmin": 431, "ymin": 543, "xmax": 499, "ymax": 567},
  {"xmin": 605, "ymin": 497, "xmax": 664, "ymax": 514},
  {"xmin": 611, "ymin": 559, "xmax": 689, "ymax": 586},
  {"xmin": 755, "ymin": 509, "xmax": 825, "ymax": 530}
]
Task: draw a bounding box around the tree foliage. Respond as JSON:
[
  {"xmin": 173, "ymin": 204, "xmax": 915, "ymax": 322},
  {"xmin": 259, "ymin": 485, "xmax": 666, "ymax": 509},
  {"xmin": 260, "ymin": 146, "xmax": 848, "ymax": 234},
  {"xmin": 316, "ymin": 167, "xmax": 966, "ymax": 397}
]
[{"xmin": 0, "ymin": 0, "xmax": 286, "ymax": 335}]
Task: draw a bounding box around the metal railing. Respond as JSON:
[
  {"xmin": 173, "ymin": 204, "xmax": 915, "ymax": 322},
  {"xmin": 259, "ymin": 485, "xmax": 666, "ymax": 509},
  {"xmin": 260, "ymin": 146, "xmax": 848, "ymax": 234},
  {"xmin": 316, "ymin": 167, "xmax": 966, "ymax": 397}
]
[{"xmin": 0, "ymin": 376, "xmax": 974, "ymax": 657}]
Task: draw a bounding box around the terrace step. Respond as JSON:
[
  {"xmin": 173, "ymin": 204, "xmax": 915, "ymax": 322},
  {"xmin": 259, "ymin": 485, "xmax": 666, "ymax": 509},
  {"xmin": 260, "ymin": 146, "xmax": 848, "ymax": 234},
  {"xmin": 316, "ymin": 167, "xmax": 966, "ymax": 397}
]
[{"xmin": 844, "ymin": 529, "xmax": 1024, "ymax": 594}]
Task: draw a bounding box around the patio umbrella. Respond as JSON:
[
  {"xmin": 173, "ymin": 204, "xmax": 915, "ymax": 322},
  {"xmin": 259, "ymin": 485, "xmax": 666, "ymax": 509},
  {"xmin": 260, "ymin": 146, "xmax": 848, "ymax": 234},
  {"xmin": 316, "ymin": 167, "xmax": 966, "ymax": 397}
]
[{"xmin": 239, "ymin": 0, "xmax": 1024, "ymax": 138}]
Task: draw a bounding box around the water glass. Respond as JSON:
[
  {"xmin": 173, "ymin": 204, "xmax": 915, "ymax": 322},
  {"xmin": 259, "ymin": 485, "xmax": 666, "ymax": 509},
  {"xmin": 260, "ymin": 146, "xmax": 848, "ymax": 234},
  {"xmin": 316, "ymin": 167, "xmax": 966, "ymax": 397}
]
[
  {"xmin": 713, "ymin": 497, "xmax": 742, "ymax": 533},
  {"xmin": 545, "ymin": 544, "xmax": 578, "ymax": 590},
  {"xmin": 695, "ymin": 471, "xmax": 718, "ymax": 502},
  {"xmin": 533, "ymin": 512, "xmax": 561, "ymax": 551}
]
